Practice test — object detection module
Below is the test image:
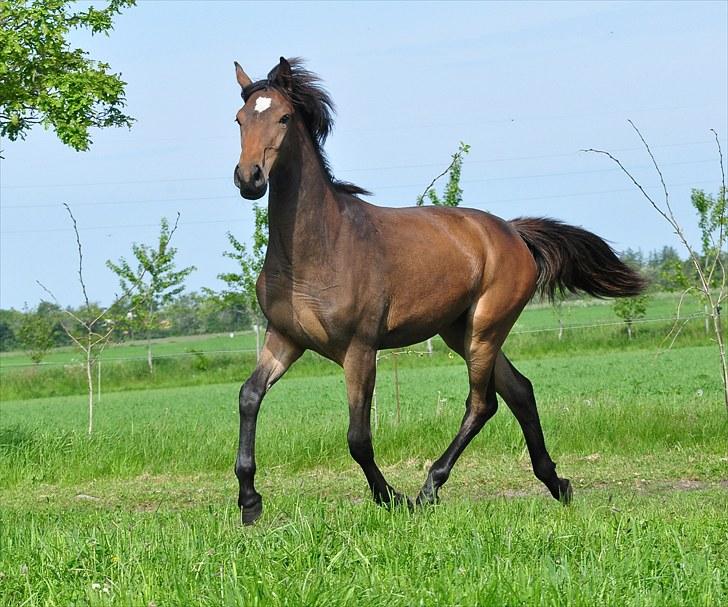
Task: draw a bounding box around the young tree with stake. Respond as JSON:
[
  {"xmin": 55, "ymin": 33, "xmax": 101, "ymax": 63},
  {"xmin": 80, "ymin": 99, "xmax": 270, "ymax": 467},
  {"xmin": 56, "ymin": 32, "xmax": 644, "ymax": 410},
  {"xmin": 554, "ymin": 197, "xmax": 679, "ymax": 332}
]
[
  {"xmin": 106, "ymin": 214, "xmax": 195, "ymax": 373},
  {"xmin": 586, "ymin": 124, "xmax": 728, "ymax": 412}
]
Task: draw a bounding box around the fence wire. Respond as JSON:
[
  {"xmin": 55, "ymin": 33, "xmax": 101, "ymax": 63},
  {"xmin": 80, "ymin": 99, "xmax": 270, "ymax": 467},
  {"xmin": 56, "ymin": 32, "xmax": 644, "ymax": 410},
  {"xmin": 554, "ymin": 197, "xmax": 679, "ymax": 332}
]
[{"xmin": 0, "ymin": 312, "xmax": 710, "ymax": 370}]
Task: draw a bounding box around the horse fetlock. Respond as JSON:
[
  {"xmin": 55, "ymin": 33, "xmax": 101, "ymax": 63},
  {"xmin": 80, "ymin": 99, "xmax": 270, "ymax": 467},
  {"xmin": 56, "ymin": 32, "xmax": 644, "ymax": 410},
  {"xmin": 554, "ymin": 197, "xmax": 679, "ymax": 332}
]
[
  {"xmin": 239, "ymin": 489, "xmax": 262, "ymax": 511},
  {"xmin": 533, "ymin": 459, "xmax": 557, "ymax": 483},
  {"xmin": 415, "ymin": 475, "xmax": 442, "ymax": 506},
  {"xmin": 415, "ymin": 487, "xmax": 440, "ymax": 507},
  {"xmin": 373, "ymin": 487, "xmax": 413, "ymax": 511},
  {"xmin": 234, "ymin": 460, "xmax": 256, "ymax": 483}
]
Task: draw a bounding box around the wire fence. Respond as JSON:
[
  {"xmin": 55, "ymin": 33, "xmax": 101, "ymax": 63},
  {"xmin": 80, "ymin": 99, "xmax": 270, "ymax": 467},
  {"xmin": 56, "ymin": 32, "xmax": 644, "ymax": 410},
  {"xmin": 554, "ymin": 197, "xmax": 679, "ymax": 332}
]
[{"xmin": 0, "ymin": 312, "xmax": 710, "ymax": 370}]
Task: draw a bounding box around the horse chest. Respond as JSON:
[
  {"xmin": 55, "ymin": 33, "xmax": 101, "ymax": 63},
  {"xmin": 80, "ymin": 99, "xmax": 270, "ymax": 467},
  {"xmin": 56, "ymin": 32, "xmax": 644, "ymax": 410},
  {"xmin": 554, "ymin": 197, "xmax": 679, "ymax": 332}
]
[{"xmin": 258, "ymin": 270, "xmax": 349, "ymax": 348}]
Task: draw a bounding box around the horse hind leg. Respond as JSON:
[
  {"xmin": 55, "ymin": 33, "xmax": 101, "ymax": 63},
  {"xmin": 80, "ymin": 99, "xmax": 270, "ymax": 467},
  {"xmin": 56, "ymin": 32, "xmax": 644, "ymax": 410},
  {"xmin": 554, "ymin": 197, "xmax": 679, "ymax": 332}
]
[
  {"xmin": 494, "ymin": 351, "xmax": 572, "ymax": 504},
  {"xmin": 416, "ymin": 331, "xmax": 501, "ymax": 506}
]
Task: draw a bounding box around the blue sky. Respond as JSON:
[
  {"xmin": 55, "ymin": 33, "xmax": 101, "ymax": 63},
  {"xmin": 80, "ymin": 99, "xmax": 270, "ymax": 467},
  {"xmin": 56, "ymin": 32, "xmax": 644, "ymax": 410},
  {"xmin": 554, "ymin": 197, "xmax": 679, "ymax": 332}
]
[{"xmin": 1, "ymin": 1, "xmax": 726, "ymax": 309}]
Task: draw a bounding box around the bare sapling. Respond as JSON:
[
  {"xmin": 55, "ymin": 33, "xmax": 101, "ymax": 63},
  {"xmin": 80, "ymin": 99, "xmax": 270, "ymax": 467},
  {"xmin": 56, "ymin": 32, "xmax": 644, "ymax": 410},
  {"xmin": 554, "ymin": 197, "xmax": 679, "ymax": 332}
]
[
  {"xmin": 585, "ymin": 124, "xmax": 727, "ymax": 412},
  {"xmin": 38, "ymin": 204, "xmax": 142, "ymax": 434}
]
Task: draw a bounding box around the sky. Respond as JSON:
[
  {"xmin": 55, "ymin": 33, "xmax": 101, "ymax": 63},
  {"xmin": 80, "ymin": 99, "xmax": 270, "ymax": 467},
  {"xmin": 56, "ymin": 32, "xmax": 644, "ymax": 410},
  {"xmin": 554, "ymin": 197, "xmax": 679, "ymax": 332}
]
[{"xmin": 1, "ymin": 0, "xmax": 726, "ymax": 310}]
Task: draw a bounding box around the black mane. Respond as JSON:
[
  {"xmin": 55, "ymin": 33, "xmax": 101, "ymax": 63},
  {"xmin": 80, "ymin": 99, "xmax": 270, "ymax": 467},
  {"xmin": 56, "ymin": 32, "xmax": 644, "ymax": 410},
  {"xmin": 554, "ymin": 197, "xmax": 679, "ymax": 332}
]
[{"xmin": 243, "ymin": 58, "xmax": 370, "ymax": 197}]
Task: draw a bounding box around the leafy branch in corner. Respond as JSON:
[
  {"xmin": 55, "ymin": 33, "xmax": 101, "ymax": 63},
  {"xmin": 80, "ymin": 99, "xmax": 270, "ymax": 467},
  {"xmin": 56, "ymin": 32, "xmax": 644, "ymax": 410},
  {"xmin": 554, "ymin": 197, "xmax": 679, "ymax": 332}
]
[{"xmin": 416, "ymin": 142, "xmax": 471, "ymax": 207}]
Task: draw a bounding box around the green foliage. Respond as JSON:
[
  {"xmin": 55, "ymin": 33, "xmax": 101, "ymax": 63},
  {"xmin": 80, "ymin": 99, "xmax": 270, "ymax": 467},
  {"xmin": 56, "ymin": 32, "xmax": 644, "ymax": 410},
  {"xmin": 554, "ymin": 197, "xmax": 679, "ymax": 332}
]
[
  {"xmin": 17, "ymin": 304, "xmax": 56, "ymax": 363},
  {"xmin": 217, "ymin": 202, "xmax": 268, "ymax": 324},
  {"xmin": 612, "ymin": 295, "xmax": 649, "ymax": 338},
  {"xmin": 692, "ymin": 187, "xmax": 727, "ymax": 256},
  {"xmin": 689, "ymin": 187, "xmax": 727, "ymax": 290},
  {"xmin": 106, "ymin": 216, "xmax": 195, "ymax": 368},
  {"xmin": 0, "ymin": 0, "xmax": 136, "ymax": 151},
  {"xmin": 163, "ymin": 291, "xmax": 250, "ymax": 336},
  {"xmin": 416, "ymin": 142, "xmax": 471, "ymax": 207},
  {"xmin": 0, "ymin": 320, "xmax": 16, "ymax": 351}
]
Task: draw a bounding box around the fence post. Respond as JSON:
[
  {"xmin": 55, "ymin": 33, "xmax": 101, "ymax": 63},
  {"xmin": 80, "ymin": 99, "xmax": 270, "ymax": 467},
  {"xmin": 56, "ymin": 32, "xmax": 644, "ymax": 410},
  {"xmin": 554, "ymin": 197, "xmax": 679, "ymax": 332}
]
[
  {"xmin": 373, "ymin": 354, "xmax": 379, "ymax": 432},
  {"xmin": 393, "ymin": 352, "xmax": 401, "ymax": 425}
]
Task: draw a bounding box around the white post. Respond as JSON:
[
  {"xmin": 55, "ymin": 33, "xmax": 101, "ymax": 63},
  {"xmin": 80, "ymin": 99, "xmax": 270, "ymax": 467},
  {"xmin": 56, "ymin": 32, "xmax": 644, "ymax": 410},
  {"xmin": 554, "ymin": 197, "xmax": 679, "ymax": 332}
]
[{"xmin": 372, "ymin": 355, "xmax": 379, "ymax": 432}]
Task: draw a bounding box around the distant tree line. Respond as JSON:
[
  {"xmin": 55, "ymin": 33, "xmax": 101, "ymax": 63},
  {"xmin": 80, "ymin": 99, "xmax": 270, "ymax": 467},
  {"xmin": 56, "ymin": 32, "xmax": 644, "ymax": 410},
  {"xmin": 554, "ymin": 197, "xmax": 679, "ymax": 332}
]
[
  {"xmin": 2, "ymin": 244, "xmax": 717, "ymax": 354},
  {"xmin": 0, "ymin": 292, "xmax": 256, "ymax": 354}
]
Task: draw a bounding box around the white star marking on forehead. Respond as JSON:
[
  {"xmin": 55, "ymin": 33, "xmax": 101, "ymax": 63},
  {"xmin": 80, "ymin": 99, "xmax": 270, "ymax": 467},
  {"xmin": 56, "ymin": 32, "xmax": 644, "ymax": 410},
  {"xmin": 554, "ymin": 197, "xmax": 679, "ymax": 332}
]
[{"xmin": 254, "ymin": 97, "xmax": 272, "ymax": 113}]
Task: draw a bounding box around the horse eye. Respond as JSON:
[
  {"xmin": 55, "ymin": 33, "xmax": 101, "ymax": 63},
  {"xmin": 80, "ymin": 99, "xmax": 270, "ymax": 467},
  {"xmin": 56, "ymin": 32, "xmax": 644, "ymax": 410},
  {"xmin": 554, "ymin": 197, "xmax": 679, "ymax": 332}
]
[{"xmin": 279, "ymin": 114, "xmax": 291, "ymax": 125}]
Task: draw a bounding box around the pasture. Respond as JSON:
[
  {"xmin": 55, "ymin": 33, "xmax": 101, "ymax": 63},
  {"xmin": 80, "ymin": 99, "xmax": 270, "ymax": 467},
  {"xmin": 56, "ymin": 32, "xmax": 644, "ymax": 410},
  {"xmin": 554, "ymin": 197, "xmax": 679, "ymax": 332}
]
[
  {"xmin": 1, "ymin": 314, "xmax": 726, "ymax": 605},
  {"xmin": 0, "ymin": 293, "xmax": 712, "ymax": 401}
]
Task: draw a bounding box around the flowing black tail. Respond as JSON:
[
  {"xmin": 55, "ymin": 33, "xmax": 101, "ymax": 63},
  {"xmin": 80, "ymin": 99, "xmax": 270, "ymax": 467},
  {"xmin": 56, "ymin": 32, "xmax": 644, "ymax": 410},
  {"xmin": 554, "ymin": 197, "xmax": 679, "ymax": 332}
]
[{"xmin": 509, "ymin": 217, "xmax": 647, "ymax": 301}]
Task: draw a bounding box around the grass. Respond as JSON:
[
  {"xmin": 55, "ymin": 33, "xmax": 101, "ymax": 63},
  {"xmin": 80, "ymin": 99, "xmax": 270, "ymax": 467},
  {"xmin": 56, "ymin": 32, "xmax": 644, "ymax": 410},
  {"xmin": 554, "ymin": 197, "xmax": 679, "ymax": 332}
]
[
  {"xmin": 1, "ymin": 490, "xmax": 726, "ymax": 606},
  {"xmin": 1, "ymin": 342, "xmax": 726, "ymax": 605}
]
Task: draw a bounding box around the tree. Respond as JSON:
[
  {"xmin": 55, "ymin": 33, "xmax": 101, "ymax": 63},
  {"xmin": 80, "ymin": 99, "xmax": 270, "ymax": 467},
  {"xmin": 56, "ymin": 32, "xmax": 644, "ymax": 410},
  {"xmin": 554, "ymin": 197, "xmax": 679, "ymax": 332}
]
[
  {"xmin": 106, "ymin": 214, "xmax": 195, "ymax": 372},
  {"xmin": 217, "ymin": 202, "xmax": 268, "ymax": 358},
  {"xmin": 646, "ymin": 246, "xmax": 685, "ymax": 292},
  {"xmin": 416, "ymin": 142, "xmax": 471, "ymax": 354},
  {"xmin": 0, "ymin": 0, "xmax": 135, "ymax": 151},
  {"xmin": 416, "ymin": 142, "xmax": 471, "ymax": 207},
  {"xmin": 586, "ymin": 124, "xmax": 728, "ymax": 411},
  {"xmin": 17, "ymin": 303, "xmax": 55, "ymax": 364},
  {"xmin": 0, "ymin": 319, "xmax": 16, "ymax": 351},
  {"xmin": 613, "ymin": 295, "xmax": 649, "ymax": 339}
]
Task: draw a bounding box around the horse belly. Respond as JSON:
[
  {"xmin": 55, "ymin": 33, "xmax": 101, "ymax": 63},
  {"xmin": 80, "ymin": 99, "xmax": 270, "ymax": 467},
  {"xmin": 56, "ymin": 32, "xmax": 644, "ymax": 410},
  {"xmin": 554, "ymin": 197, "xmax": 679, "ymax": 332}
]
[{"xmin": 382, "ymin": 268, "xmax": 474, "ymax": 348}]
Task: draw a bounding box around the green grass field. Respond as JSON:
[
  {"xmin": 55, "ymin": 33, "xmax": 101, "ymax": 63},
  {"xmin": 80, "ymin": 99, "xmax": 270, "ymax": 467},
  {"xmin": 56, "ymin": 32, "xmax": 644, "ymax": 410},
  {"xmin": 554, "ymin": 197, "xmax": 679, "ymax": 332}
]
[{"xmin": 1, "ymin": 335, "xmax": 726, "ymax": 605}]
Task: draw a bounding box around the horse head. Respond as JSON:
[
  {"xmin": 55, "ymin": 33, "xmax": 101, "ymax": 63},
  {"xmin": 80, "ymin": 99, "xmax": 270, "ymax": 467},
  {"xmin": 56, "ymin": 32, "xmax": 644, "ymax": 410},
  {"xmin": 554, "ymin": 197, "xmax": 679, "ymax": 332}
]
[{"xmin": 233, "ymin": 57, "xmax": 295, "ymax": 200}]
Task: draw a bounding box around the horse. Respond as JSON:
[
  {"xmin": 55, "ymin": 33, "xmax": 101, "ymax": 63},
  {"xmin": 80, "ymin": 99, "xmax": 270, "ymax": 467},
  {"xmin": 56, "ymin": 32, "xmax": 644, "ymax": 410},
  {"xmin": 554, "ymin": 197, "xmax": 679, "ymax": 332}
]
[{"xmin": 231, "ymin": 57, "xmax": 645, "ymax": 525}]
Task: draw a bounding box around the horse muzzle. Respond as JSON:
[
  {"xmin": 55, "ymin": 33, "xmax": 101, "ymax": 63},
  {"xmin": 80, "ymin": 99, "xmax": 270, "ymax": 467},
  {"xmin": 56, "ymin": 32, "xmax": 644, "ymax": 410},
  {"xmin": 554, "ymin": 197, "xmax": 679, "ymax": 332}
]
[{"xmin": 234, "ymin": 164, "xmax": 268, "ymax": 200}]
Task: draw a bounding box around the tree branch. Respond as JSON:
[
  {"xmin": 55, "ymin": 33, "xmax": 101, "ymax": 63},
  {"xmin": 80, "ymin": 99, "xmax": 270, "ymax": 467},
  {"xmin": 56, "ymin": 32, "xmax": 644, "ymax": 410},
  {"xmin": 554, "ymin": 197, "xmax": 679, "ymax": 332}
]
[
  {"xmin": 417, "ymin": 156, "xmax": 460, "ymax": 205},
  {"xmin": 63, "ymin": 203, "xmax": 90, "ymax": 309}
]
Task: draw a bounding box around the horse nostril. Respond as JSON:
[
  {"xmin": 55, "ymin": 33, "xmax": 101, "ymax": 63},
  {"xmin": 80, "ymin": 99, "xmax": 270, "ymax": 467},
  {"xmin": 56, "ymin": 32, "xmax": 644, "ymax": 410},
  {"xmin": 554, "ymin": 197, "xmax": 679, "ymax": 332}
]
[{"xmin": 252, "ymin": 165, "xmax": 264, "ymax": 185}]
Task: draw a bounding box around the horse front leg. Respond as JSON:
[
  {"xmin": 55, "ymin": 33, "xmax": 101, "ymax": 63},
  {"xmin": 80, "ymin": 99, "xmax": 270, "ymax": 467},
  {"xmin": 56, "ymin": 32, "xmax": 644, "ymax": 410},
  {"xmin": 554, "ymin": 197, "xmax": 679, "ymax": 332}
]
[
  {"xmin": 344, "ymin": 346, "xmax": 411, "ymax": 509},
  {"xmin": 236, "ymin": 327, "xmax": 302, "ymax": 525}
]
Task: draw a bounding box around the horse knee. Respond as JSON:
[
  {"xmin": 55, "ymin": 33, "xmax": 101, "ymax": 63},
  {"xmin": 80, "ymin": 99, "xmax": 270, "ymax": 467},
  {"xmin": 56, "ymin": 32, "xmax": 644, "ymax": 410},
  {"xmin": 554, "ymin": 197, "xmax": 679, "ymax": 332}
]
[
  {"xmin": 471, "ymin": 392, "xmax": 498, "ymax": 426},
  {"xmin": 239, "ymin": 377, "xmax": 265, "ymax": 416}
]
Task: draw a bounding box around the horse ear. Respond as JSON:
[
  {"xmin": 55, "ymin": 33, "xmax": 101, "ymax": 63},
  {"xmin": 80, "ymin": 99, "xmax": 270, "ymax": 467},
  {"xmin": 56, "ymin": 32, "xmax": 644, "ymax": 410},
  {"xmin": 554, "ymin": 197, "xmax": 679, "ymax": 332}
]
[
  {"xmin": 268, "ymin": 57, "xmax": 293, "ymax": 91},
  {"xmin": 234, "ymin": 61, "xmax": 252, "ymax": 89}
]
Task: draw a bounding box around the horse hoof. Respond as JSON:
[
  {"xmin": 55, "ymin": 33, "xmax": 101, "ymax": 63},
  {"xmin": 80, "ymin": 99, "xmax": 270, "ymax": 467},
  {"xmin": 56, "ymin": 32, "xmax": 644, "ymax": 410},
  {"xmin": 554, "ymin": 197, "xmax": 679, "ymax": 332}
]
[
  {"xmin": 240, "ymin": 501, "xmax": 263, "ymax": 525},
  {"xmin": 558, "ymin": 479, "xmax": 573, "ymax": 505},
  {"xmin": 375, "ymin": 490, "xmax": 413, "ymax": 511},
  {"xmin": 414, "ymin": 492, "xmax": 440, "ymax": 508},
  {"xmin": 393, "ymin": 493, "xmax": 415, "ymax": 511}
]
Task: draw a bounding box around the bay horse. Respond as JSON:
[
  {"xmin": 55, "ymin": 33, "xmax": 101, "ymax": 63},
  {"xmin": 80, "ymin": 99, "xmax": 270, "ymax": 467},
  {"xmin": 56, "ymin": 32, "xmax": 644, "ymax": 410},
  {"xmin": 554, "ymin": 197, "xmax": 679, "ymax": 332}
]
[{"xmin": 232, "ymin": 57, "xmax": 645, "ymax": 524}]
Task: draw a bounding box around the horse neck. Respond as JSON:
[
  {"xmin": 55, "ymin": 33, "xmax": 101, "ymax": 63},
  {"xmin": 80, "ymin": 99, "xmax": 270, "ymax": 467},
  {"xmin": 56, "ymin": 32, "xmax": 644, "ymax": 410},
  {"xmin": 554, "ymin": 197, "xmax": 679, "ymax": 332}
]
[{"xmin": 267, "ymin": 123, "xmax": 341, "ymax": 260}]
